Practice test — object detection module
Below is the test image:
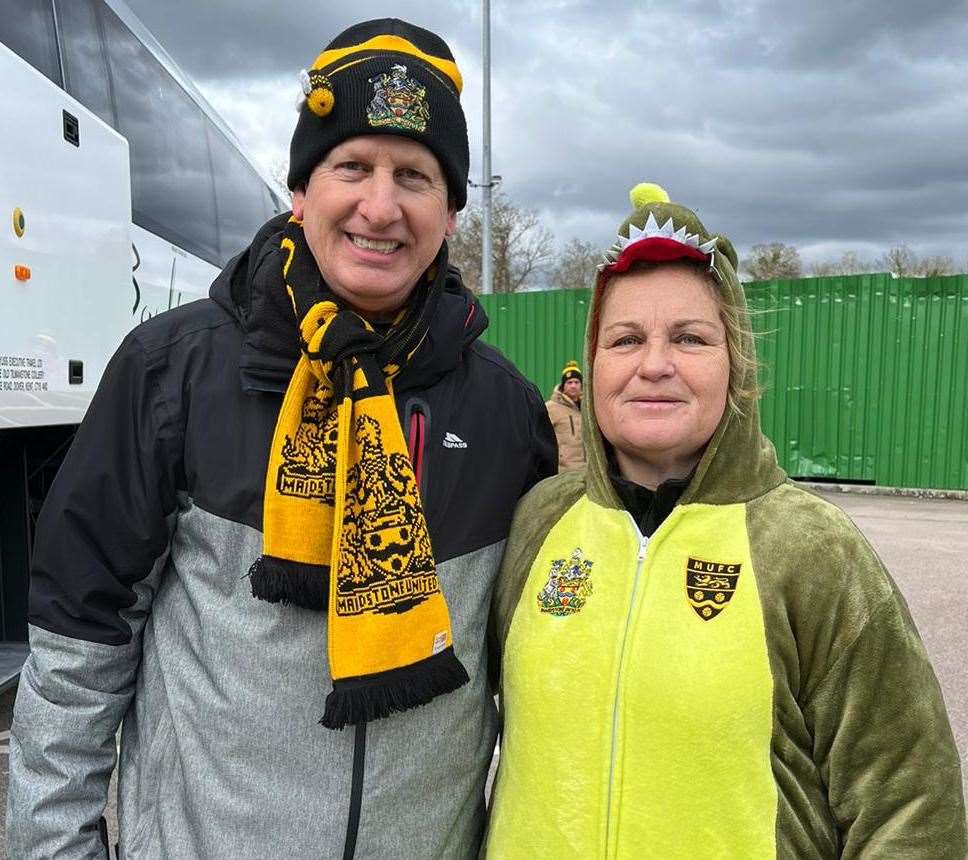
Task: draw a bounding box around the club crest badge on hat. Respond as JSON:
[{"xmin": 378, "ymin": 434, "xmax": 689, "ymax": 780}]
[{"xmin": 367, "ymin": 64, "xmax": 430, "ymax": 133}]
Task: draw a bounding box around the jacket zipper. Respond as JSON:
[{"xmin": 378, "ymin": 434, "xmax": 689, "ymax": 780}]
[
  {"xmin": 406, "ymin": 403, "xmax": 427, "ymax": 492},
  {"xmin": 342, "ymin": 722, "xmax": 367, "ymax": 860},
  {"xmin": 604, "ymin": 515, "xmax": 649, "ymax": 857}
]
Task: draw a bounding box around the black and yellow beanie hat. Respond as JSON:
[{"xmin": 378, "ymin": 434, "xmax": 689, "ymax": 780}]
[
  {"xmin": 288, "ymin": 18, "xmax": 469, "ymax": 209},
  {"xmin": 560, "ymin": 360, "xmax": 582, "ymax": 386}
]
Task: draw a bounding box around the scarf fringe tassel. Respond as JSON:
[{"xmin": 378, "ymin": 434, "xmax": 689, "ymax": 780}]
[
  {"xmin": 321, "ymin": 646, "xmax": 470, "ymax": 730},
  {"xmin": 249, "ymin": 555, "xmax": 328, "ymax": 611}
]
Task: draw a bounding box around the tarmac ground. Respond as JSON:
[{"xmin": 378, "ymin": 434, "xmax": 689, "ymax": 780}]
[{"xmin": 1, "ymin": 490, "xmax": 966, "ymax": 856}]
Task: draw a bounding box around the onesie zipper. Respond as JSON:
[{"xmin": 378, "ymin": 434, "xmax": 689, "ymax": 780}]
[{"xmin": 604, "ymin": 515, "xmax": 649, "ymax": 857}]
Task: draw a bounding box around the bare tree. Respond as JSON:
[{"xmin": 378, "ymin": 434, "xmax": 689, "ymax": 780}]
[
  {"xmin": 808, "ymin": 261, "xmax": 839, "ymax": 277},
  {"xmin": 877, "ymin": 245, "xmax": 957, "ymax": 277},
  {"xmin": 266, "ymin": 155, "xmax": 293, "ymax": 204},
  {"xmin": 744, "ymin": 242, "xmax": 802, "ymax": 280},
  {"xmin": 877, "ymin": 245, "xmax": 917, "ymax": 277},
  {"xmin": 446, "ymin": 211, "xmax": 484, "ymax": 291},
  {"xmin": 448, "ymin": 193, "xmax": 553, "ymax": 293},
  {"xmin": 916, "ymin": 255, "xmax": 954, "ymax": 277},
  {"xmin": 808, "ymin": 251, "xmax": 873, "ymax": 277},
  {"xmin": 548, "ymin": 238, "xmax": 599, "ymax": 290},
  {"xmin": 837, "ymin": 251, "xmax": 868, "ymax": 275}
]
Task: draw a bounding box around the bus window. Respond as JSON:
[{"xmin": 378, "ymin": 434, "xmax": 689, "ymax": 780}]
[
  {"xmin": 98, "ymin": 3, "xmax": 219, "ymax": 265},
  {"xmin": 55, "ymin": 0, "xmax": 117, "ymax": 128},
  {"xmin": 0, "ymin": 0, "xmax": 62, "ymax": 87},
  {"xmin": 208, "ymin": 126, "xmax": 269, "ymax": 264}
]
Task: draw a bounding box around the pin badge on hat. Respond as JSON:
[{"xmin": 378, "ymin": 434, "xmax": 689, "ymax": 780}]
[{"xmin": 300, "ymin": 68, "xmax": 335, "ymax": 117}]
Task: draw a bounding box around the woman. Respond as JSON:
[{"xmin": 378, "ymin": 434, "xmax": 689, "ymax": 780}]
[{"xmin": 486, "ymin": 185, "xmax": 966, "ymax": 857}]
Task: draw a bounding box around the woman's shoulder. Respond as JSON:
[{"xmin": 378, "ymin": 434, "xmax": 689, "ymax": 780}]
[
  {"xmin": 747, "ymin": 480, "xmax": 900, "ymax": 628},
  {"xmin": 748, "ymin": 481, "xmax": 889, "ymax": 579},
  {"xmin": 745, "ymin": 482, "xmax": 925, "ymax": 701},
  {"xmin": 516, "ymin": 469, "xmax": 587, "ymax": 522},
  {"xmin": 500, "ymin": 470, "xmax": 587, "ymax": 591}
]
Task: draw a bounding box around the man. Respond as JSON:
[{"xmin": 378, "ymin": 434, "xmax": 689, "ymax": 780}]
[
  {"xmin": 545, "ymin": 360, "xmax": 586, "ymax": 471},
  {"xmin": 7, "ymin": 19, "xmax": 556, "ymax": 859}
]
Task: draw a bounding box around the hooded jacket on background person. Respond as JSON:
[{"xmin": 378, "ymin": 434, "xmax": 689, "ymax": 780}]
[
  {"xmin": 545, "ymin": 365, "xmax": 585, "ymax": 471},
  {"xmin": 486, "ymin": 188, "xmax": 966, "ymax": 858},
  {"xmin": 6, "ymin": 19, "xmax": 556, "ymax": 859}
]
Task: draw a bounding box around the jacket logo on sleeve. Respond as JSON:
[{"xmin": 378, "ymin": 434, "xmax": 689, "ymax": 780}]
[
  {"xmin": 686, "ymin": 557, "xmax": 741, "ymax": 621},
  {"xmin": 537, "ymin": 548, "xmax": 593, "ymax": 616}
]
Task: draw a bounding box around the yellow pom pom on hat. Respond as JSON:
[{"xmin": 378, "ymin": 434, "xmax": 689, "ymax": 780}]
[
  {"xmin": 303, "ymin": 69, "xmax": 335, "ymax": 118},
  {"xmin": 629, "ymin": 182, "xmax": 670, "ymax": 208}
]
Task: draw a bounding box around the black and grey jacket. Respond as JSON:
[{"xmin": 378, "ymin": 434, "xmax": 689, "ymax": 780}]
[{"xmin": 6, "ymin": 216, "xmax": 557, "ymax": 859}]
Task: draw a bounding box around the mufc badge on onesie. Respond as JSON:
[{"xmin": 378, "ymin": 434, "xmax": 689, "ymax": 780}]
[{"xmin": 686, "ymin": 557, "xmax": 741, "ymax": 621}]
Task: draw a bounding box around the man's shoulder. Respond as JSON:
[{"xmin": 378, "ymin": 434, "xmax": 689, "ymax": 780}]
[
  {"xmin": 124, "ymin": 297, "xmax": 238, "ymax": 360},
  {"xmin": 465, "ymin": 340, "xmax": 541, "ymax": 401}
]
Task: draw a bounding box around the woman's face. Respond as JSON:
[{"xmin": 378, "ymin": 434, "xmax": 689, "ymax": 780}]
[{"xmin": 593, "ymin": 265, "xmax": 730, "ymax": 486}]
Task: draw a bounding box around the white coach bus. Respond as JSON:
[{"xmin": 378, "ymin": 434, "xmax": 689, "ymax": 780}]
[{"xmin": 0, "ymin": 0, "xmax": 288, "ymax": 686}]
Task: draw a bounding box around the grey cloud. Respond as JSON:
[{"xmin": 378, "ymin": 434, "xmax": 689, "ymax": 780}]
[
  {"xmin": 125, "ymin": 0, "xmax": 480, "ymax": 80},
  {"xmin": 122, "ymin": 0, "xmax": 968, "ymax": 265},
  {"xmin": 749, "ymin": 0, "xmax": 968, "ymax": 69}
]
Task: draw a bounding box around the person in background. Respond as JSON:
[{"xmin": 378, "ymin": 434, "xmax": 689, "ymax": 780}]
[
  {"xmin": 7, "ymin": 18, "xmax": 555, "ymax": 859},
  {"xmin": 546, "ymin": 360, "xmax": 586, "ymax": 471},
  {"xmin": 487, "ymin": 183, "xmax": 966, "ymax": 858}
]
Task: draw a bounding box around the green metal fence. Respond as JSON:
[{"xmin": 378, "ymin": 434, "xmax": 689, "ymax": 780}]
[{"xmin": 478, "ymin": 274, "xmax": 968, "ymax": 490}]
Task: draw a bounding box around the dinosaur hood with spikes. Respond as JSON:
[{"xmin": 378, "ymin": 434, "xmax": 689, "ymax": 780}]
[{"xmin": 598, "ymin": 183, "xmax": 738, "ymax": 279}]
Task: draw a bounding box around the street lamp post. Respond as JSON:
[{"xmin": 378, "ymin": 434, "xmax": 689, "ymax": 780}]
[
  {"xmin": 467, "ymin": 0, "xmax": 501, "ymax": 293},
  {"xmin": 481, "ymin": 0, "xmax": 493, "ymax": 293}
]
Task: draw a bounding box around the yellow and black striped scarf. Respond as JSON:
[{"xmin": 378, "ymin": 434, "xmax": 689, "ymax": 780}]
[{"xmin": 250, "ymin": 216, "xmax": 467, "ymax": 729}]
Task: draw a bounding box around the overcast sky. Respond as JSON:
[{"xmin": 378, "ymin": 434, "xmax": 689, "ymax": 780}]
[{"xmin": 125, "ymin": 0, "xmax": 968, "ymax": 270}]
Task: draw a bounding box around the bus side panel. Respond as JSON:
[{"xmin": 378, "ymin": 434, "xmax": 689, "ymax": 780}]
[
  {"xmin": 129, "ymin": 225, "xmax": 218, "ymax": 327},
  {"xmin": 0, "ymin": 42, "xmax": 132, "ymax": 429}
]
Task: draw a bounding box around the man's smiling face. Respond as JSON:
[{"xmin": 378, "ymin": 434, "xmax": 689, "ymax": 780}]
[{"xmin": 292, "ymin": 135, "xmax": 456, "ymax": 316}]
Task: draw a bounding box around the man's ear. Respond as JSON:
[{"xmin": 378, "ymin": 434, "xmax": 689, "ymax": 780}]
[
  {"xmin": 292, "ymin": 188, "xmax": 306, "ymax": 221},
  {"xmin": 445, "ymin": 207, "xmax": 457, "ymax": 238}
]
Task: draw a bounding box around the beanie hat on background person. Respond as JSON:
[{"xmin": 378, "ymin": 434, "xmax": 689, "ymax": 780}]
[
  {"xmin": 288, "ymin": 18, "xmax": 469, "ymax": 208},
  {"xmin": 560, "ymin": 360, "xmax": 583, "ymax": 387}
]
